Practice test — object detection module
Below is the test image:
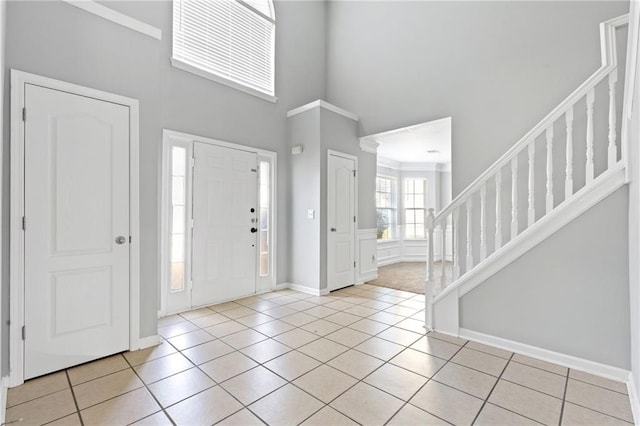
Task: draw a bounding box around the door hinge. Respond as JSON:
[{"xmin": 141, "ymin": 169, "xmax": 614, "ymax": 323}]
[
  {"xmin": 22, "ymin": 107, "xmax": 26, "ymax": 122},
  {"xmin": 353, "ymin": 261, "xmax": 356, "ymax": 268},
  {"xmin": 21, "ymin": 326, "xmax": 25, "ymax": 341},
  {"xmin": 353, "ymin": 216, "xmax": 356, "ymax": 223},
  {"xmin": 353, "ymin": 170, "xmax": 356, "ymax": 177},
  {"xmin": 189, "ymin": 280, "xmax": 193, "ymax": 290},
  {"xmin": 129, "ymin": 236, "xmax": 132, "ymax": 243},
  {"xmin": 22, "ymin": 216, "xmax": 26, "ymax": 230},
  {"xmin": 191, "ymin": 156, "xmax": 195, "ymax": 167}
]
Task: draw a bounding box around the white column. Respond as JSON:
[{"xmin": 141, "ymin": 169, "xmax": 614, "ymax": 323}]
[{"xmin": 439, "ymin": 221, "xmax": 447, "ymax": 288}]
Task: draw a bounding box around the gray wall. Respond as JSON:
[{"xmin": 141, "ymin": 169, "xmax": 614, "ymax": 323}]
[
  {"xmin": 3, "ymin": 0, "xmax": 326, "ymax": 356},
  {"xmin": 287, "ymin": 105, "xmax": 376, "ymax": 292},
  {"xmin": 325, "ymin": 1, "xmax": 629, "ymax": 194},
  {"xmin": 288, "ymin": 109, "xmax": 322, "ymax": 290},
  {"xmin": 460, "ymin": 187, "xmax": 631, "ymax": 369},
  {"xmin": 0, "ymin": 0, "xmax": 5, "ymax": 375}
]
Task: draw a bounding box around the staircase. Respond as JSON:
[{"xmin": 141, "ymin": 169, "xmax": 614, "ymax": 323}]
[{"xmin": 425, "ymin": 14, "xmax": 630, "ymax": 335}]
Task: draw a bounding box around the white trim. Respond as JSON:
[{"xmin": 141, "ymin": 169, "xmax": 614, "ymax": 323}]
[
  {"xmin": 356, "ymin": 229, "xmax": 378, "ymax": 283},
  {"xmin": 0, "ymin": 377, "xmax": 7, "ymax": 426},
  {"xmin": 61, "ymin": 0, "xmax": 162, "ymax": 40},
  {"xmin": 9, "ymin": 70, "xmax": 141, "ymax": 386},
  {"xmin": 137, "ymin": 335, "xmax": 162, "ymax": 350},
  {"xmin": 628, "ymin": 374, "xmax": 640, "ymax": 426},
  {"xmin": 434, "ymin": 164, "xmax": 627, "ymax": 304},
  {"xmin": 170, "ymin": 58, "xmax": 277, "ymax": 103},
  {"xmin": 377, "ymin": 156, "xmax": 451, "ymax": 172},
  {"xmin": 459, "ymin": 328, "xmax": 631, "ymax": 383},
  {"xmin": 284, "ymin": 283, "xmax": 329, "ymax": 296},
  {"xmin": 359, "ymin": 138, "xmax": 379, "ymax": 154},
  {"xmin": 286, "ymin": 100, "xmax": 359, "ymax": 122},
  {"xmin": 275, "ymin": 283, "xmax": 289, "ymax": 291},
  {"xmin": 159, "ymin": 129, "xmax": 278, "ymax": 316}
]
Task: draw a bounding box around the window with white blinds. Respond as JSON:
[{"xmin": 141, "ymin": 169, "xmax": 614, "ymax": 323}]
[{"xmin": 172, "ymin": 0, "xmax": 276, "ymax": 100}]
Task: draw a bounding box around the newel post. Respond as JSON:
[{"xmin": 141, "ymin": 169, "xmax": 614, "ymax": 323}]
[{"xmin": 425, "ymin": 208, "xmax": 435, "ymax": 331}]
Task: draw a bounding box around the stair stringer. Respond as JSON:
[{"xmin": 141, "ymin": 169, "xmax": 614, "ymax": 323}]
[{"xmin": 432, "ymin": 163, "xmax": 627, "ymax": 336}]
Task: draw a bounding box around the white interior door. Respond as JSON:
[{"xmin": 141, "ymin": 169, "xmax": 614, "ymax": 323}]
[
  {"xmin": 192, "ymin": 143, "xmax": 258, "ymax": 306},
  {"xmin": 327, "ymin": 152, "xmax": 356, "ymax": 291},
  {"xmin": 24, "ymin": 84, "xmax": 130, "ymax": 379}
]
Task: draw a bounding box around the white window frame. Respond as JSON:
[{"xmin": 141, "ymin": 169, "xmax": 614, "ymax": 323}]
[
  {"xmin": 376, "ymin": 175, "xmax": 397, "ymax": 241},
  {"xmin": 171, "ymin": 0, "xmax": 277, "ymax": 103},
  {"xmin": 160, "ymin": 129, "xmax": 277, "ymax": 316},
  {"xmin": 404, "ymin": 178, "xmax": 428, "ymax": 240}
]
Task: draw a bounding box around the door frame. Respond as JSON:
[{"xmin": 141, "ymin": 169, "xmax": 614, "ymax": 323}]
[
  {"xmin": 9, "ymin": 70, "xmax": 141, "ymax": 386},
  {"xmin": 159, "ymin": 129, "xmax": 277, "ymax": 316},
  {"xmin": 326, "ymin": 149, "xmax": 358, "ymax": 291}
]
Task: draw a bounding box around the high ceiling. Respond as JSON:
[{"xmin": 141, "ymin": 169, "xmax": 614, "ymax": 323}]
[{"xmin": 374, "ymin": 117, "xmax": 451, "ymax": 164}]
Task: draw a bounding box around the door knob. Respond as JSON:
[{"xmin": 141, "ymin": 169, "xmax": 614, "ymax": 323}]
[
  {"xmin": 115, "ymin": 236, "xmax": 127, "ymax": 244},
  {"xmin": 250, "ymin": 227, "xmax": 258, "ymax": 233},
  {"xmin": 330, "ymin": 228, "xmax": 337, "ymax": 232}
]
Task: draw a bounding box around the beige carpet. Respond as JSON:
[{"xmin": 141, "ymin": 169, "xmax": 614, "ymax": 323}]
[{"xmin": 366, "ymin": 261, "xmax": 450, "ymax": 294}]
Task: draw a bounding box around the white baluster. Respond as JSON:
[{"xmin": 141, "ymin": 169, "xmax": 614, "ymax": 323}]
[
  {"xmin": 527, "ymin": 141, "xmax": 535, "ymax": 227},
  {"xmin": 466, "ymin": 198, "xmax": 473, "ymax": 271},
  {"xmin": 565, "ymin": 107, "xmax": 574, "ymax": 200},
  {"xmin": 511, "ymin": 157, "xmax": 518, "ymax": 239},
  {"xmin": 480, "ymin": 184, "xmax": 487, "ymax": 261},
  {"xmin": 440, "ymin": 221, "xmax": 447, "ymax": 288},
  {"xmin": 608, "ymin": 70, "xmax": 618, "ymax": 169},
  {"xmin": 586, "ymin": 88, "xmax": 595, "ymax": 184},
  {"xmin": 426, "ymin": 208, "xmax": 435, "ymax": 287},
  {"xmin": 546, "ymin": 126, "xmax": 554, "ymax": 214},
  {"xmin": 495, "ymin": 170, "xmax": 502, "ymax": 250},
  {"xmin": 453, "ymin": 208, "xmax": 460, "ymax": 280}
]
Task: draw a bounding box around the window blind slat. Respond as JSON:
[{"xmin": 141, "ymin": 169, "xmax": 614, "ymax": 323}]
[{"xmin": 173, "ymin": 0, "xmax": 275, "ymax": 96}]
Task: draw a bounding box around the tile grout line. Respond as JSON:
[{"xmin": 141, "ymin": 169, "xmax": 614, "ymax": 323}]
[
  {"xmin": 64, "ymin": 369, "xmax": 85, "ymax": 426},
  {"xmin": 470, "ymin": 352, "xmax": 514, "ymax": 425},
  {"xmin": 121, "ymin": 353, "xmax": 179, "ymax": 425},
  {"xmin": 558, "ymin": 368, "xmax": 570, "ymax": 426}
]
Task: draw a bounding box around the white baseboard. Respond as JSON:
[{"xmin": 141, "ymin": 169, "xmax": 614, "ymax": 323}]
[
  {"xmin": 137, "ymin": 335, "xmax": 162, "ymax": 350},
  {"xmin": 459, "ymin": 328, "xmax": 630, "ymax": 382},
  {"xmin": 358, "ymin": 271, "xmax": 378, "ymax": 283},
  {"xmin": 276, "ymin": 282, "xmax": 328, "ymax": 296},
  {"xmin": 628, "ymin": 374, "xmax": 640, "ymax": 425},
  {"xmin": 0, "ymin": 376, "xmax": 8, "ymax": 425}
]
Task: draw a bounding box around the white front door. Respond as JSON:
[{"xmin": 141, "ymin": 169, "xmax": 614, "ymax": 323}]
[
  {"xmin": 191, "ymin": 143, "xmax": 258, "ymax": 306},
  {"xmin": 24, "ymin": 84, "xmax": 130, "ymax": 379},
  {"xmin": 327, "ymin": 152, "xmax": 356, "ymax": 291}
]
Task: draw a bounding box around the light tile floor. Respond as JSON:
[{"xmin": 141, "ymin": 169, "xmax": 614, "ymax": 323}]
[{"xmin": 6, "ymin": 284, "xmax": 634, "ymax": 425}]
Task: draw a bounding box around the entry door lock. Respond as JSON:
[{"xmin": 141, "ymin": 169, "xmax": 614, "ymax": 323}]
[
  {"xmin": 115, "ymin": 236, "xmax": 127, "ymax": 244},
  {"xmin": 250, "ymin": 228, "xmax": 258, "ymax": 233}
]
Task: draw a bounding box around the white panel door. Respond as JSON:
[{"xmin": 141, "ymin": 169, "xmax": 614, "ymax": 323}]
[
  {"xmin": 24, "ymin": 84, "xmax": 130, "ymax": 379},
  {"xmin": 327, "ymin": 153, "xmax": 356, "ymax": 291},
  {"xmin": 192, "ymin": 143, "xmax": 258, "ymax": 306}
]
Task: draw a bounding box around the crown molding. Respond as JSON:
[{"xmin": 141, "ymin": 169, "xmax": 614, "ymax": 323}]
[{"xmin": 286, "ymin": 100, "xmax": 358, "ymax": 121}]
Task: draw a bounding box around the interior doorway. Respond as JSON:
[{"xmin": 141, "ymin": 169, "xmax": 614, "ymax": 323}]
[{"xmin": 361, "ymin": 117, "xmax": 453, "ymax": 293}]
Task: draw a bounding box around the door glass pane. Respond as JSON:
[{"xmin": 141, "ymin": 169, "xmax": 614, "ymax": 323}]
[
  {"xmin": 259, "ymin": 161, "xmax": 270, "ymax": 277},
  {"xmin": 170, "ymin": 146, "xmax": 188, "ymax": 292}
]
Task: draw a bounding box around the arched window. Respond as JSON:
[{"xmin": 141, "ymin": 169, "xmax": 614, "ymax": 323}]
[{"xmin": 172, "ymin": 0, "xmax": 276, "ymax": 101}]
